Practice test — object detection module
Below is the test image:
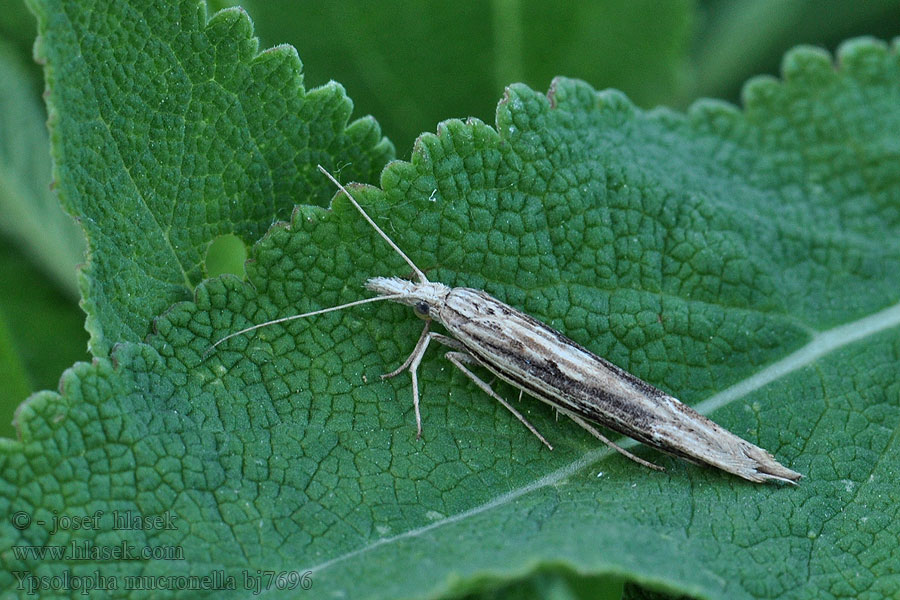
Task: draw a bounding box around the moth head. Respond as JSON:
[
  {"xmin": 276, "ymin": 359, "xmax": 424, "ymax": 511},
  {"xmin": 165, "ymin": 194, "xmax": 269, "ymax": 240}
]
[{"xmin": 364, "ymin": 276, "xmax": 450, "ymax": 320}]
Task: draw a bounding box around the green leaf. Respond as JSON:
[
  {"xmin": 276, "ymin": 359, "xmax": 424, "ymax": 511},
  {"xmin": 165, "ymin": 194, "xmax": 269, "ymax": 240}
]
[
  {"xmin": 250, "ymin": 0, "xmax": 694, "ymax": 154},
  {"xmin": 0, "ymin": 300, "xmax": 32, "ymax": 418},
  {"xmin": 0, "ymin": 0, "xmax": 43, "ymax": 63},
  {"xmin": 0, "ymin": 21, "xmax": 90, "ymax": 441},
  {"xmin": 691, "ymin": 0, "xmax": 900, "ymax": 103},
  {"xmin": 29, "ymin": 0, "xmax": 394, "ymax": 356},
  {"xmin": 5, "ymin": 4, "xmax": 900, "ymax": 599},
  {"xmin": 0, "ymin": 39, "xmax": 85, "ymax": 297},
  {"xmin": 0, "ymin": 238, "xmax": 89, "ymax": 440}
]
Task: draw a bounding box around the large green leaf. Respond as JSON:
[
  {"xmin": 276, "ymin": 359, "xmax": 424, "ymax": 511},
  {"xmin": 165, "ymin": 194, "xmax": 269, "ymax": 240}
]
[
  {"xmin": 0, "ymin": 238, "xmax": 88, "ymax": 440},
  {"xmin": 5, "ymin": 2, "xmax": 900, "ymax": 597},
  {"xmin": 29, "ymin": 0, "xmax": 394, "ymax": 356},
  {"xmin": 691, "ymin": 0, "xmax": 900, "ymax": 103},
  {"xmin": 0, "ymin": 33, "xmax": 90, "ymax": 439},
  {"xmin": 0, "ymin": 39, "xmax": 84, "ymax": 297},
  {"xmin": 249, "ymin": 0, "xmax": 694, "ymax": 154}
]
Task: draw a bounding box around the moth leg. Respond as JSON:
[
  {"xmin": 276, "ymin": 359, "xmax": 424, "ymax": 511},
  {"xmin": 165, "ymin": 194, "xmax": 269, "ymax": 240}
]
[
  {"xmin": 444, "ymin": 351, "xmax": 553, "ymax": 451},
  {"xmin": 381, "ymin": 323, "xmax": 470, "ymax": 379},
  {"xmin": 382, "ymin": 321, "xmax": 432, "ymax": 380},
  {"xmin": 379, "ymin": 324, "xmax": 466, "ymax": 439},
  {"xmin": 560, "ymin": 410, "xmax": 665, "ymax": 472},
  {"xmin": 379, "ymin": 322, "xmax": 433, "ymax": 438}
]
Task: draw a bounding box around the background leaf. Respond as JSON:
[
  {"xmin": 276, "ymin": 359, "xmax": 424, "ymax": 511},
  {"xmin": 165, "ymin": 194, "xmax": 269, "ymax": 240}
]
[
  {"xmin": 0, "ymin": 39, "xmax": 85, "ymax": 298},
  {"xmin": 0, "ymin": 0, "xmax": 249, "ymax": 433},
  {"xmin": 0, "ymin": 238, "xmax": 87, "ymax": 433},
  {"xmin": 248, "ymin": 0, "xmax": 694, "ymax": 154},
  {"xmin": 4, "ymin": 1, "xmax": 900, "ymax": 592},
  {"xmin": 246, "ymin": 0, "xmax": 900, "ymax": 156},
  {"xmin": 28, "ymin": 0, "xmax": 394, "ymax": 356},
  {"xmin": 0, "ymin": 37, "xmax": 88, "ymax": 438},
  {"xmin": 691, "ymin": 0, "xmax": 900, "ymax": 102}
]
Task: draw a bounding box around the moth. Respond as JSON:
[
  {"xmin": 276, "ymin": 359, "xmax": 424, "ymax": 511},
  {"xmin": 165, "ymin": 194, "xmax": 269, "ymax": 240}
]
[{"xmin": 209, "ymin": 166, "xmax": 801, "ymax": 484}]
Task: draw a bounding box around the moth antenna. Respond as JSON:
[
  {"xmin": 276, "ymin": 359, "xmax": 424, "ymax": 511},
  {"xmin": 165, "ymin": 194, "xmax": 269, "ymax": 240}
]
[
  {"xmin": 317, "ymin": 164, "xmax": 428, "ymax": 284},
  {"xmin": 203, "ymin": 293, "xmax": 407, "ymax": 359}
]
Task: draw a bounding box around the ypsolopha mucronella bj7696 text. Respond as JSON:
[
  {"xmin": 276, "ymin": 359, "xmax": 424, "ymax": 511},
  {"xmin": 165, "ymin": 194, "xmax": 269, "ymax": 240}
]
[{"xmin": 209, "ymin": 166, "xmax": 802, "ymax": 484}]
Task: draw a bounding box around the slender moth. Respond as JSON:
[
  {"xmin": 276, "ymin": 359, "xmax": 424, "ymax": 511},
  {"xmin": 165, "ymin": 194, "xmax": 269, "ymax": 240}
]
[{"xmin": 209, "ymin": 165, "xmax": 802, "ymax": 484}]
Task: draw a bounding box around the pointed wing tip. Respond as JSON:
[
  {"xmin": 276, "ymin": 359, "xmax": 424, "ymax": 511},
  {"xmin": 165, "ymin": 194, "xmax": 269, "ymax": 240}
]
[
  {"xmin": 750, "ymin": 459, "xmax": 803, "ymax": 485},
  {"xmin": 736, "ymin": 445, "xmax": 803, "ymax": 485},
  {"xmin": 762, "ymin": 468, "xmax": 803, "ymax": 485}
]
